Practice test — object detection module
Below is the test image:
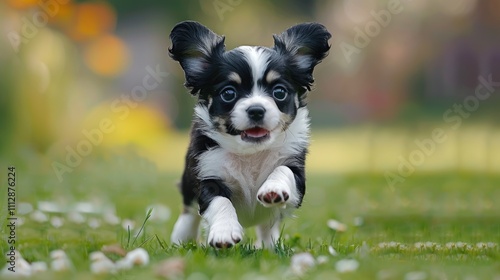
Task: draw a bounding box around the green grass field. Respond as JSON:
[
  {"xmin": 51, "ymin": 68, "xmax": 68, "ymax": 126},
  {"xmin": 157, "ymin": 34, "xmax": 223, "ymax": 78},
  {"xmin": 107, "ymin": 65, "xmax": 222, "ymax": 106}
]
[{"xmin": 1, "ymin": 129, "xmax": 500, "ymax": 279}]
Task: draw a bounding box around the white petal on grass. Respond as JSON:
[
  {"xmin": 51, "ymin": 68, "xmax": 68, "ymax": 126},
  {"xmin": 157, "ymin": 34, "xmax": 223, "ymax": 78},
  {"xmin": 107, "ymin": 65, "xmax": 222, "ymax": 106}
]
[
  {"xmin": 387, "ymin": 241, "xmax": 399, "ymax": 248},
  {"xmin": 327, "ymin": 219, "xmax": 347, "ymax": 232},
  {"xmin": 328, "ymin": 246, "xmax": 339, "ymax": 256},
  {"xmin": 476, "ymin": 242, "xmax": 486, "ymax": 249},
  {"xmin": 18, "ymin": 259, "xmax": 32, "ymax": 273},
  {"xmin": 31, "ymin": 262, "xmax": 48, "ymax": 273},
  {"xmin": 154, "ymin": 257, "xmax": 185, "ymax": 279},
  {"xmin": 335, "ymin": 259, "xmax": 359, "ymax": 273},
  {"xmin": 404, "ymin": 271, "xmax": 428, "ymax": 280},
  {"xmin": 424, "ymin": 242, "xmax": 435, "ymax": 249},
  {"xmin": 88, "ymin": 218, "xmax": 101, "ymax": 229},
  {"xmin": 445, "ymin": 242, "xmax": 456, "ymax": 249},
  {"xmin": 50, "ymin": 250, "xmax": 68, "ymax": 260},
  {"xmin": 125, "ymin": 248, "xmax": 149, "ymax": 267},
  {"xmin": 90, "ymin": 252, "xmax": 116, "ymax": 274},
  {"xmin": 356, "ymin": 241, "xmax": 370, "ymax": 258},
  {"xmin": 487, "ymin": 242, "xmax": 497, "ymax": 248},
  {"xmin": 18, "ymin": 202, "xmax": 34, "ymax": 215},
  {"xmin": 50, "ymin": 250, "xmax": 72, "ymax": 271},
  {"xmin": 103, "ymin": 210, "xmax": 121, "ymax": 225},
  {"xmin": 316, "ymin": 255, "xmax": 329, "ymax": 264},
  {"xmin": 38, "ymin": 201, "xmax": 64, "ymax": 213},
  {"xmin": 74, "ymin": 202, "xmax": 101, "ymax": 214},
  {"xmin": 30, "ymin": 210, "xmax": 48, "ymax": 223},
  {"xmin": 1, "ymin": 261, "xmax": 31, "ymax": 277},
  {"xmin": 50, "ymin": 217, "xmax": 64, "ymax": 228},
  {"xmin": 148, "ymin": 204, "xmax": 171, "ymax": 222},
  {"xmin": 67, "ymin": 212, "xmax": 86, "ymax": 224},
  {"xmin": 290, "ymin": 252, "xmax": 316, "ymax": 276},
  {"xmin": 353, "ymin": 216, "xmax": 364, "ymax": 226},
  {"xmin": 378, "ymin": 242, "xmax": 388, "ymax": 249},
  {"xmin": 17, "ymin": 217, "xmax": 25, "ymax": 226},
  {"xmin": 1, "ymin": 251, "xmax": 32, "ymax": 277}
]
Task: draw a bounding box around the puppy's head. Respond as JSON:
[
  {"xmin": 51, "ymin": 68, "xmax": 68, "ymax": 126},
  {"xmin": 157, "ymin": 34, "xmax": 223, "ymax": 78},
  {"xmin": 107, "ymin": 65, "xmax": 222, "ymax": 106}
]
[{"xmin": 169, "ymin": 21, "xmax": 331, "ymax": 153}]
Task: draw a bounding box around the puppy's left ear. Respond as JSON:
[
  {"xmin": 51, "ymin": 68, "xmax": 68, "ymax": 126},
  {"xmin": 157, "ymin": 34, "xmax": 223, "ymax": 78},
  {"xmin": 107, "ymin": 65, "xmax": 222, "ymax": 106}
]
[
  {"xmin": 273, "ymin": 23, "xmax": 331, "ymax": 91},
  {"xmin": 169, "ymin": 21, "xmax": 225, "ymax": 95}
]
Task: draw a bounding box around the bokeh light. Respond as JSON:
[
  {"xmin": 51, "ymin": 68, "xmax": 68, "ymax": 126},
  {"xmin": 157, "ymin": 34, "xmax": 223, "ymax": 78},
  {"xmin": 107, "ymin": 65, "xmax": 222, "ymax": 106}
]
[
  {"xmin": 83, "ymin": 34, "xmax": 130, "ymax": 77},
  {"xmin": 83, "ymin": 102, "xmax": 170, "ymax": 148},
  {"xmin": 69, "ymin": 2, "xmax": 116, "ymax": 41},
  {"xmin": 7, "ymin": 0, "xmax": 38, "ymax": 9}
]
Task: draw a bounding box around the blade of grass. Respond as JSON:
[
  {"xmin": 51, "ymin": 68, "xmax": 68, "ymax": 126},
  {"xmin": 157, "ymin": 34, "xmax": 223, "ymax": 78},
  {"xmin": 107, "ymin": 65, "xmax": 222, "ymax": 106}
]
[
  {"xmin": 131, "ymin": 208, "xmax": 153, "ymax": 247},
  {"xmin": 126, "ymin": 225, "xmax": 131, "ymax": 249},
  {"xmin": 155, "ymin": 234, "xmax": 167, "ymax": 250},
  {"xmin": 138, "ymin": 235, "xmax": 155, "ymax": 248}
]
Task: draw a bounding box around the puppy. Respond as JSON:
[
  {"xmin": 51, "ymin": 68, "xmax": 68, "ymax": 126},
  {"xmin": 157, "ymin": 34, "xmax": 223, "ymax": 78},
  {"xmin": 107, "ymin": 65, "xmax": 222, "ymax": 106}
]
[{"xmin": 169, "ymin": 21, "xmax": 331, "ymax": 249}]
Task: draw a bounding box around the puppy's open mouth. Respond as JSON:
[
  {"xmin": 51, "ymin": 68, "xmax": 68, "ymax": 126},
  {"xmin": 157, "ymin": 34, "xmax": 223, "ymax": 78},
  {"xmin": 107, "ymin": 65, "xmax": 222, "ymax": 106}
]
[{"xmin": 241, "ymin": 127, "xmax": 270, "ymax": 143}]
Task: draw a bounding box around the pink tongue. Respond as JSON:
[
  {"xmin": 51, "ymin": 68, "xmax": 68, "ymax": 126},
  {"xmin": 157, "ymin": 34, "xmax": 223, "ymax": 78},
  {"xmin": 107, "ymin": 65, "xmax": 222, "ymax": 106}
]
[{"xmin": 245, "ymin": 127, "xmax": 269, "ymax": 138}]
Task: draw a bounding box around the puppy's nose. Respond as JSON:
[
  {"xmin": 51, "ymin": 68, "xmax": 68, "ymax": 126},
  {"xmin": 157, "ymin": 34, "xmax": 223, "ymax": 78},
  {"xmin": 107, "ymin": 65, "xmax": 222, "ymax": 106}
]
[{"xmin": 246, "ymin": 105, "xmax": 266, "ymax": 121}]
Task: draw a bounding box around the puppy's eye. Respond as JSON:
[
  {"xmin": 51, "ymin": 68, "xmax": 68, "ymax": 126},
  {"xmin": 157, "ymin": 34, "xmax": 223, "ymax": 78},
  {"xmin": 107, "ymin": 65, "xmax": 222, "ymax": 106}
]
[
  {"xmin": 220, "ymin": 87, "xmax": 237, "ymax": 103},
  {"xmin": 272, "ymin": 86, "xmax": 288, "ymax": 101}
]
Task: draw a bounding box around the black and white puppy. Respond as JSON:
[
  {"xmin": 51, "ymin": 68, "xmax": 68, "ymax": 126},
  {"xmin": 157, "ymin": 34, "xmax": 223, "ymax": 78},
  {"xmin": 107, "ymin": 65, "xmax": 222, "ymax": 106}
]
[{"xmin": 169, "ymin": 21, "xmax": 331, "ymax": 249}]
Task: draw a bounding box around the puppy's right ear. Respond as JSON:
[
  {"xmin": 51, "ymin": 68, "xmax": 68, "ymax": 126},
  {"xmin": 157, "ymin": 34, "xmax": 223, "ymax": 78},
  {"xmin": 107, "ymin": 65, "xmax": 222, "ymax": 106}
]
[{"xmin": 169, "ymin": 21, "xmax": 225, "ymax": 95}]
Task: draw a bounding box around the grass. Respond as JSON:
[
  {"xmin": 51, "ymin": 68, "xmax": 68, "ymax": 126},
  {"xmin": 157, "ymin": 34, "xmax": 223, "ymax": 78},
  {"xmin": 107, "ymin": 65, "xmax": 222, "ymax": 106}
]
[{"xmin": 1, "ymin": 133, "xmax": 500, "ymax": 279}]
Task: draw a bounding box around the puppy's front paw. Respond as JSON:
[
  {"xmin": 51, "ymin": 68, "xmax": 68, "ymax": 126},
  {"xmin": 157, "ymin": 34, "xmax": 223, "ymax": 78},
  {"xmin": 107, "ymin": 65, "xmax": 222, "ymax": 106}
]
[
  {"xmin": 208, "ymin": 221, "xmax": 243, "ymax": 249},
  {"xmin": 257, "ymin": 181, "xmax": 290, "ymax": 208}
]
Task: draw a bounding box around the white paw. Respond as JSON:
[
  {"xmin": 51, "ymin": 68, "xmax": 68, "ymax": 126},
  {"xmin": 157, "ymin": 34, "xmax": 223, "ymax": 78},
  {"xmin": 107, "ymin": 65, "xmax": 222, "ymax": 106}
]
[
  {"xmin": 257, "ymin": 181, "xmax": 290, "ymax": 208},
  {"xmin": 207, "ymin": 220, "xmax": 243, "ymax": 249}
]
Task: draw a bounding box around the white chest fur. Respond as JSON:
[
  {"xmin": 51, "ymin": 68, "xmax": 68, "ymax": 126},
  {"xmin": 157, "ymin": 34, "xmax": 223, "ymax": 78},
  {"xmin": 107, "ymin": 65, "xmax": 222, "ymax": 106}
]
[{"xmin": 197, "ymin": 148, "xmax": 286, "ymax": 226}]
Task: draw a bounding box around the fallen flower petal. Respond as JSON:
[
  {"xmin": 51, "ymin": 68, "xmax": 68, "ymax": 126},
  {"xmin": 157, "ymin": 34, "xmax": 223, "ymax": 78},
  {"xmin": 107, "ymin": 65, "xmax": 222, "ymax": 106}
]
[
  {"xmin": 335, "ymin": 259, "xmax": 359, "ymax": 273},
  {"xmin": 327, "ymin": 219, "xmax": 347, "ymax": 232},
  {"xmin": 290, "ymin": 252, "xmax": 316, "ymax": 276},
  {"xmin": 125, "ymin": 248, "xmax": 149, "ymax": 266},
  {"xmin": 90, "ymin": 252, "xmax": 116, "ymax": 274}
]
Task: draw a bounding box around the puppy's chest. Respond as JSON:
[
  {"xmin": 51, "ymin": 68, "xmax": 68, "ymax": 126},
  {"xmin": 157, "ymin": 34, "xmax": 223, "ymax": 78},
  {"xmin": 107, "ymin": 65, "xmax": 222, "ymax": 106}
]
[
  {"xmin": 197, "ymin": 149, "xmax": 284, "ymax": 225},
  {"xmin": 197, "ymin": 149, "xmax": 283, "ymax": 190}
]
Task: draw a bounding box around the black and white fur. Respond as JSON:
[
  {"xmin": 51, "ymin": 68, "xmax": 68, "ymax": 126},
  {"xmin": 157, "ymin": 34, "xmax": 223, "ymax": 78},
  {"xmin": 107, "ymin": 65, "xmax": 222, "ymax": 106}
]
[{"xmin": 169, "ymin": 21, "xmax": 330, "ymax": 249}]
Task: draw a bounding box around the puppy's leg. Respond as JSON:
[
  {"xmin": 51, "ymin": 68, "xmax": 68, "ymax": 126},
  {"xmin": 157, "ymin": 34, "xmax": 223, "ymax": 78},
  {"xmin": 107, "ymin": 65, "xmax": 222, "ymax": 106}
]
[
  {"xmin": 257, "ymin": 165, "xmax": 305, "ymax": 208},
  {"xmin": 171, "ymin": 165, "xmax": 202, "ymax": 244},
  {"xmin": 199, "ymin": 179, "xmax": 243, "ymax": 249},
  {"xmin": 170, "ymin": 206, "xmax": 201, "ymax": 244},
  {"xmin": 255, "ymin": 221, "xmax": 281, "ymax": 249}
]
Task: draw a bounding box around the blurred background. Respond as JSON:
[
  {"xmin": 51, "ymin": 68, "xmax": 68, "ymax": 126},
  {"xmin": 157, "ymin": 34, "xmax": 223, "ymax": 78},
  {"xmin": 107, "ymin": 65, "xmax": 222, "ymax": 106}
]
[{"xmin": 1, "ymin": 0, "xmax": 500, "ymax": 181}]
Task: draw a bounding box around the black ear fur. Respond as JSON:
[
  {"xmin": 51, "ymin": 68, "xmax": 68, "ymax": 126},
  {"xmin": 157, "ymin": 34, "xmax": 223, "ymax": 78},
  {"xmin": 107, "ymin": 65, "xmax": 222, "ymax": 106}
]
[
  {"xmin": 169, "ymin": 21, "xmax": 225, "ymax": 95},
  {"xmin": 273, "ymin": 23, "xmax": 331, "ymax": 91}
]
